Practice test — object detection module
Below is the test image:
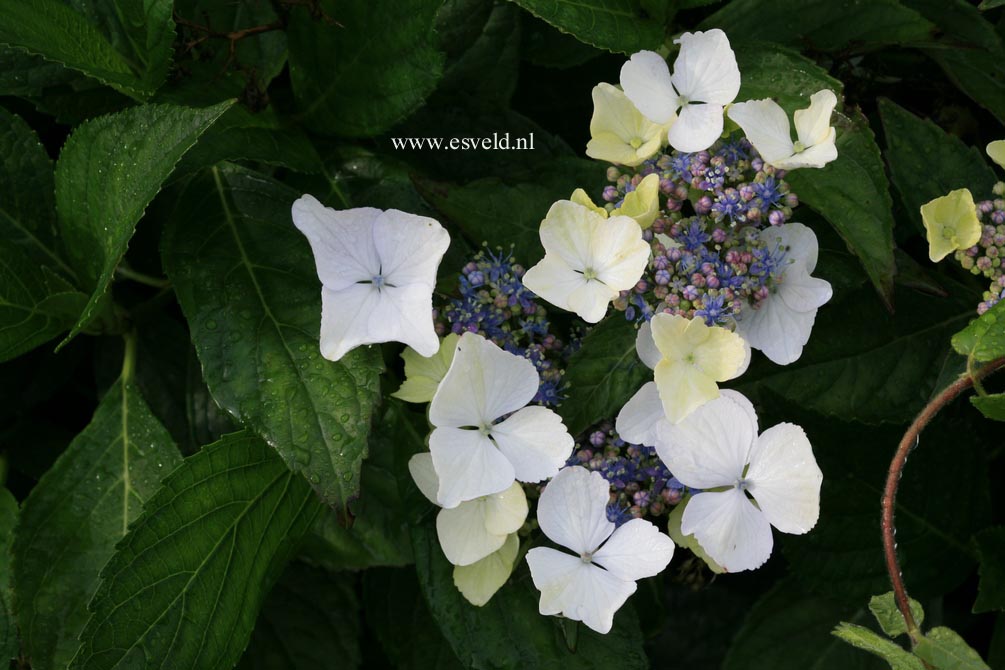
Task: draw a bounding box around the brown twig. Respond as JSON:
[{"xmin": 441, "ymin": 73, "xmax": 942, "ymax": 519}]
[{"xmin": 881, "ymin": 357, "xmax": 1005, "ymax": 646}]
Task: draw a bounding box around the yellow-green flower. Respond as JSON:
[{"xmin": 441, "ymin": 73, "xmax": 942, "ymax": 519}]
[
  {"xmin": 585, "ymin": 83, "xmax": 670, "ymax": 167},
  {"xmin": 568, "ymin": 173, "xmax": 661, "ymax": 229},
  {"xmin": 391, "ymin": 333, "xmax": 459, "ymax": 403},
  {"xmin": 987, "ymin": 140, "xmax": 1005, "ymax": 169},
  {"xmin": 920, "ymin": 188, "xmax": 981, "ymax": 262}
]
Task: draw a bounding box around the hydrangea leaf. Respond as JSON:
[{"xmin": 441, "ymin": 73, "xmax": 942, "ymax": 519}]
[
  {"xmin": 952, "ymin": 300, "xmax": 1005, "ymax": 363},
  {"xmin": 162, "ymin": 165, "xmax": 383, "ymax": 509},
  {"xmin": 0, "ymin": 106, "xmax": 88, "ymax": 362},
  {"xmin": 411, "ymin": 523, "xmax": 648, "ymax": 669},
  {"xmin": 734, "ymin": 41, "xmax": 844, "ymax": 116},
  {"xmin": 868, "ymin": 592, "xmax": 925, "ymax": 637},
  {"xmin": 914, "ymin": 627, "xmax": 991, "ymax": 670},
  {"xmin": 831, "ymin": 623, "xmax": 925, "ymax": 670},
  {"xmin": 12, "ymin": 379, "xmax": 182, "ymax": 670},
  {"xmin": 971, "ymin": 394, "xmax": 1005, "ymax": 421},
  {"xmin": 0, "ymin": 0, "xmax": 174, "ymax": 100},
  {"xmin": 879, "ymin": 98, "xmax": 997, "ymax": 231},
  {"xmin": 974, "ymin": 527, "xmax": 1005, "ymax": 613},
  {"xmin": 785, "ymin": 110, "xmax": 896, "ymax": 308},
  {"xmin": 55, "ymin": 100, "xmax": 234, "ymax": 346},
  {"xmin": 287, "ymin": 0, "xmax": 445, "ymax": 138},
  {"xmin": 237, "ymin": 562, "xmax": 360, "ymax": 670},
  {"xmin": 558, "ymin": 316, "xmax": 652, "ymax": 436},
  {"xmin": 70, "ymin": 432, "xmax": 323, "ymax": 670},
  {"xmin": 0, "ymin": 488, "xmax": 17, "ymax": 666},
  {"xmin": 437, "ymin": 2, "xmax": 521, "ymax": 108},
  {"xmin": 701, "ymin": 0, "xmax": 935, "ymax": 52},
  {"xmin": 508, "ymin": 0, "xmax": 663, "ymax": 55},
  {"xmin": 723, "ymin": 579, "xmax": 889, "ymax": 670}
]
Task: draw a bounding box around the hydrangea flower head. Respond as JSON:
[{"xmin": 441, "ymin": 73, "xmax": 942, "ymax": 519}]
[
  {"xmin": 428, "ymin": 332, "xmax": 574, "ymax": 508},
  {"xmin": 736, "ymin": 222, "xmax": 832, "ymax": 365},
  {"xmin": 522, "ymin": 200, "xmax": 650, "ymax": 323},
  {"xmin": 586, "ymin": 83, "xmax": 671, "ymax": 167},
  {"xmin": 392, "ymin": 333, "xmax": 460, "ymax": 403},
  {"xmin": 620, "ymin": 30, "xmax": 741, "ymax": 152},
  {"xmin": 526, "ymin": 466, "xmax": 675, "ymax": 634},
  {"xmin": 292, "ymin": 195, "xmax": 450, "ymax": 361},
  {"xmin": 655, "ymin": 390, "xmax": 822, "ymax": 572},
  {"xmin": 646, "ymin": 313, "xmax": 749, "ymax": 423},
  {"xmin": 921, "ymin": 188, "xmax": 981, "ymax": 262},
  {"xmin": 727, "ymin": 90, "xmax": 839, "ymax": 170}
]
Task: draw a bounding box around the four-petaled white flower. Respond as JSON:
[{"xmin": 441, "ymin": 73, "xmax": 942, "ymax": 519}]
[
  {"xmin": 586, "ymin": 83, "xmax": 671, "ymax": 167},
  {"xmin": 736, "ymin": 223, "xmax": 833, "ymax": 365},
  {"xmin": 620, "ymin": 30, "xmax": 741, "ymax": 153},
  {"xmin": 429, "ymin": 332, "xmax": 574, "ymax": 508},
  {"xmin": 655, "ymin": 390, "xmax": 822, "ymax": 572},
  {"xmin": 526, "ymin": 466, "xmax": 675, "ymax": 634},
  {"xmin": 409, "ymin": 453, "xmax": 527, "ymax": 566},
  {"xmin": 522, "ymin": 200, "xmax": 650, "ymax": 323},
  {"xmin": 727, "ymin": 90, "xmax": 839, "ymax": 170},
  {"xmin": 292, "ymin": 195, "xmax": 450, "ymax": 361}
]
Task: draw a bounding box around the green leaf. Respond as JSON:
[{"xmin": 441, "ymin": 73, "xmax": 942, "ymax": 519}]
[
  {"xmin": 411, "ymin": 524, "xmax": 649, "ymax": 669},
  {"xmin": 701, "ymin": 0, "xmax": 935, "ymax": 52},
  {"xmin": 238, "ymin": 563, "xmax": 360, "ymax": 670},
  {"xmin": 971, "ymin": 394, "xmax": 1005, "ymax": 421},
  {"xmin": 723, "ymin": 580, "xmax": 888, "ymax": 670},
  {"xmin": 0, "ymin": 106, "xmax": 88, "ymax": 361},
  {"xmin": 0, "ymin": 46, "xmax": 79, "ymax": 96},
  {"xmin": 437, "ymin": 2, "xmax": 521, "ymax": 108},
  {"xmin": 162, "ymin": 165, "xmax": 383, "ymax": 509},
  {"xmin": 521, "ymin": 13, "xmax": 602, "ymax": 69},
  {"xmin": 288, "ymin": 0, "xmax": 445, "ymax": 138},
  {"xmin": 55, "ymin": 100, "xmax": 234, "ymax": 345},
  {"xmin": 914, "ymin": 627, "xmax": 991, "ymax": 670},
  {"xmin": 739, "ymin": 284, "xmax": 972, "ymax": 424},
  {"xmin": 508, "ymin": 0, "xmax": 663, "ymax": 55},
  {"xmin": 12, "ymin": 378, "xmax": 182, "ymax": 670},
  {"xmin": 878, "ymin": 98, "xmax": 997, "ymax": 229},
  {"xmin": 974, "ymin": 527, "xmax": 1005, "ymax": 613},
  {"xmin": 734, "ymin": 41, "xmax": 844, "ymax": 116},
  {"xmin": 786, "ymin": 111, "xmax": 896, "ymax": 307},
  {"xmin": 0, "ymin": 488, "xmax": 17, "ymax": 666},
  {"xmin": 0, "ymin": 0, "xmax": 174, "ymax": 99},
  {"xmin": 71, "ymin": 431, "xmax": 323, "ymax": 670},
  {"xmin": 980, "ymin": 0, "xmax": 1005, "ymax": 8},
  {"xmin": 832, "ymin": 623, "xmax": 925, "ymax": 670},
  {"xmin": 558, "ymin": 316, "xmax": 650, "ymax": 437},
  {"xmin": 868, "ymin": 592, "xmax": 925, "ymax": 637},
  {"xmin": 902, "ymin": 0, "xmax": 1005, "ymax": 124},
  {"xmin": 363, "ymin": 567, "xmax": 464, "ymax": 669},
  {"xmin": 952, "ymin": 300, "xmax": 1005, "ymax": 363}
]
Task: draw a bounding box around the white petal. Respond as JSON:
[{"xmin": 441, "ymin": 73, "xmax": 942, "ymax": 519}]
[
  {"xmin": 778, "ymin": 262, "xmax": 833, "ymax": 313},
  {"xmin": 680, "ymin": 489, "xmax": 774, "ymax": 572},
  {"xmin": 746, "ymin": 423, "xmax": 822, "ymax": 534},
  {"xmin": 770, "ymin": 133, "xmax": 837, "ymax": 170},
  {"xmin": 727, "ymin": 99, "xmax": 795, "ymax": 165},
  {"xmin": 373, "ymin": 283, "xmax": 440, "ymax": 357},
  {"xmin": 291, "ymin": 195, "xmax": 380, "ymax": 290},
  {"xmin": 392, "ymin": 333, "xmax": 460, "ymax": 403},
  {"xmin": 373, "ymin": 209, "xmax": 450, "ymax": 287},
  {"xmin": 429, "ymin": 332, "xmax": 538, "ymax": 428},
  {"xmin": 526, "ymin": 548, "xmax": 637, "ymax": 635},
  {"xmin": 437, "ymin": 500, "xmax": 507, "ymax": 566},
  {"xmin": 592, "ymin": 518, "xmax": 675, "ymax": 581},
  {"xmin": 587, "ymin": 84, "xmax": 669, "ymax": 167},
  {"xmin": 667, "ymin": 103, "xmax": 725, "ymax": 153},
  {"xmin": 539, "ymin": 200, "xmax": 600, "ymax": 271},
  {"xmin": 671, "ymin": 29, "xmax": 740, "ymax": 105},
  {"xmin": 736, "ymin": 294, "xmax": 818, "ymax": 366},
  {"xmin": 407, "ymin": 452, "xmax": 439, "ymax": 504},
  {"xmin": 620, "ymin": 50, "xmax": 679, "ymax": 124},
  {"xmin": 593, "ymin": 214, "xmax": 650, "ymax": 291},
  {"xmin": 794, "ymin": 89, "xmax": 838, "ymax": 148},
  {"xmin": 635, "ymin": 320, "xmax": 662, "ymax": 369},
  {"xmin": 522, "ymin": 255, "xmax": 592, "ymax": 319},
  {"xmin": 655, "ymin": 391, "xmax": 755, "ymax": 489},
  {"xmin": 567, "ymin": 279, "xmax": 620, "ymax": 323},
  {"xmin": 453, "ymin": 533, "xmax": 519, "ymax": 606},
  {"xmin": 653, "ymin": 358, "xmax": 720, "ymax": 424},
  {"xmin": 490, "ymin": 406, "xmax": 574, "ymax": 483},
  {"xmin": 429, "ymin": 427, "xmax": 514, "ymax": 508},
  {"xmin": 615, "ymin": 382, "xmax": 666, "ymax": 447},
  {"xmin": 760, "ymin": 222, "xmax": 820, "ymax": 272},
  {"xmin": 536, "ymin": 466, "xmax": 614, "ymax": 555},
  {"xmin": 483, "ymin": 482, "xmax": 529, "ymax": 535},
  {"xmin": 319, "ymin": 284, "xmax": 379, "ymax": 361}
]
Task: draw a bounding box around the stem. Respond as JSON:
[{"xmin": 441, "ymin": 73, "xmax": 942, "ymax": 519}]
[
  {"xmin": 881, "ymin": 357, "xmax": 1005, "ymax": 646},
  {"xmin": 121, "ymin": 330, "xmax": 138, "ymax": 384},
  {"xmin": 116, "ymin": 266, "xmax": 171, "ymax": 289}
]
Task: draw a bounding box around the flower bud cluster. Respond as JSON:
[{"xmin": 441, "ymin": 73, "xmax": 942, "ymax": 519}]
[
  {"xmin": 957, "ymin": 186, "xmax": 1005, "ymax": 314},
  {"xmin": 434, "ymin": 247, "xmax": 576, "ymax": 405}
]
